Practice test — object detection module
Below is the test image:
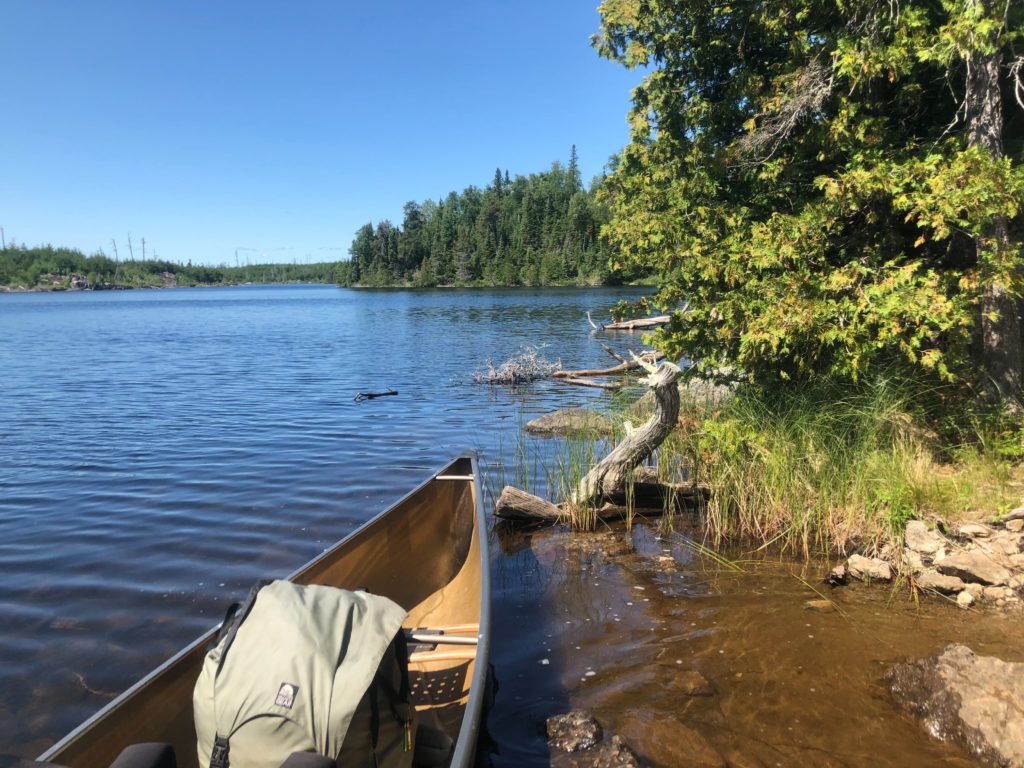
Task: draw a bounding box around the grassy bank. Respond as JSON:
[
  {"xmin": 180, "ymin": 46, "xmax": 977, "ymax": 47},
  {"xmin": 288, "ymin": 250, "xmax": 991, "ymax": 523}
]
[{"xmin": 521, "ymin": 375, "xmax": 1024, "ymax": 557}]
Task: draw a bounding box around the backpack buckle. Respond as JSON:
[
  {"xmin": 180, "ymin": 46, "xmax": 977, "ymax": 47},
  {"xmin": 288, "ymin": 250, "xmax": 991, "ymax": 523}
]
[{"xmin": 210, "ymin": 735, "xmax": 230, "ymax": 768}]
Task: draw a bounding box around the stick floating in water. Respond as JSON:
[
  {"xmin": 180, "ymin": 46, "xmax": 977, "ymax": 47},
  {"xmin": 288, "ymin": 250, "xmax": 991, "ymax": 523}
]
[{"xmin": 353, "ymin": 388, "xmax": 398, "ymax": 402}]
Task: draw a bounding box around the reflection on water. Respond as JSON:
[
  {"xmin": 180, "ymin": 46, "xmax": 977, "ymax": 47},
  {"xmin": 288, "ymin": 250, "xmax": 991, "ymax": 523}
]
[{"xmin": 1, "ymin": 285, "xmax": 1019, "ymax": 767}]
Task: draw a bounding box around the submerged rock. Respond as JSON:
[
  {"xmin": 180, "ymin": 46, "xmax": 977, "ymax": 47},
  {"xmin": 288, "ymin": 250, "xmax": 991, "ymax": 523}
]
[
  {"xmin": 846, "ymin": 554, "xmax": 892, "ymax": 582},
  {"xmin": 887, "ymin": 644, "xmax": 1024, "ymax": 767},
  {"xmin": 525, "ymin": 409, "xmax": 613, "ymax": 437},
  {"xmin": 804, "ymin": 598, "xmax": 836, "ymax": 613},
  {"xmin": 676, "ymin": 670, "xmax": 715, "ymax": 696},
  {"xmin": 548, "ymin": 710, "xmax": 604, "ymax": 752},
  {"xmin": 574, "ymin": 736, "xmax": 641, "ymax": 768},
  {"xmin": 936, "ymin": 552, "xmax": 1011, "ymax": 586},
  {"xmin": 616, "ymin": 710, "xmax": 726, "ymax": 768}
]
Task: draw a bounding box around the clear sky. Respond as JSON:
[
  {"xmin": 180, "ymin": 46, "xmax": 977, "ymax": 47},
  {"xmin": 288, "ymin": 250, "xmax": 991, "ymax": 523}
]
[{"xmin": 0, "ymin": 1, "xmax": 641, "ymax": 266}]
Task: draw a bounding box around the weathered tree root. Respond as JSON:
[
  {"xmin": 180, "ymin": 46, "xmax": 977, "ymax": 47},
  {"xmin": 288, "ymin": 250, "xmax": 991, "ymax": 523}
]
[{"xmin": 494, "ymin": 362, "xmax": 697, "ymax": 525}]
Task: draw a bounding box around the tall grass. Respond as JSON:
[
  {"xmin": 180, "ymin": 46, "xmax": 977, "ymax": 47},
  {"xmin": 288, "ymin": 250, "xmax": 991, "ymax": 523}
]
[{"xmin": 673, "ymin": 376, "xmax": 1023, "ymax": 555}]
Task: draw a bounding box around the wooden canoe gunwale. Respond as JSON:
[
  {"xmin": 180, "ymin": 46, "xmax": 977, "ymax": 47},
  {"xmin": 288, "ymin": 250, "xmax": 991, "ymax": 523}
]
[{"xmin": 39, "ymin": 452, "xmax": 490, "ymax": 768}]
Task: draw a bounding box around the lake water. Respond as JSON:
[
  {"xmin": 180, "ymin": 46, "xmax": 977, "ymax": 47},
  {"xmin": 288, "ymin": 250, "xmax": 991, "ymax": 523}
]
[
  {"xmin": 0, "ymin": 285, "xmax": 629, "ymax": 763},
  {"xmin": 3, "ymin": 284, "xmax": 1023, "ymax": 768}
]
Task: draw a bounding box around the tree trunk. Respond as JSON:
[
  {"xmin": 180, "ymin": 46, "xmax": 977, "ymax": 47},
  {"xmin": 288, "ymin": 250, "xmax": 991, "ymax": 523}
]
[
  {"xmin": 967, "ymin": 11, "xmax": 1023, "ymax": 406},
  {"xmin": 575, "ymin": 362, "xmax": 681, "ymax": 504}
]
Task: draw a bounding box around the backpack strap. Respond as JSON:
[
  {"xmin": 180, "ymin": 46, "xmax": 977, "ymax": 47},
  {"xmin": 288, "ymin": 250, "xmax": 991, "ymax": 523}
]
[{"xmin": 216, "ymin": 580, "xmax": 271, "ymax": 674}]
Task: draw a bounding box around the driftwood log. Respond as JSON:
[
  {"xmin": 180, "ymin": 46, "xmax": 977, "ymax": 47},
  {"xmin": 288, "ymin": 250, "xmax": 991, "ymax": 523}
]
[
  {"xmin": 493, "ymin": 481, "xmax": 707, "ymax": 523},
  {"xmin": 602, "ymin": 315, "xmax": 671, "ymax": 331},
  {"xmin": 576, "ymin": 362, "xmax": 680, "ymax": 504},
  {"xmin": 553, "ymin": 350, "xmax": 664, "ymax": 379},
  {"xmin": 494, "ymin": 361, "xmax": 693, "ymax": 525}
]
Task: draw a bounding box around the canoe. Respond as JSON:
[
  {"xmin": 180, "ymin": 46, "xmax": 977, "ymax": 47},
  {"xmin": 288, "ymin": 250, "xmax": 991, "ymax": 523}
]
[{"xmin": 38, "ymin": 453, "xmax": 491, "ymax": 768}]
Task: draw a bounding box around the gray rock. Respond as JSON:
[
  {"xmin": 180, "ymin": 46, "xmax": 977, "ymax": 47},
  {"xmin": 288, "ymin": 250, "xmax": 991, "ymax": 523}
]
[
  {"xmin": 958, "ymin": 523, "xmax": 993, "ymax": 538},
  {"xmin": 936, "ymin": 551, "xmax": 1011, "ymax": 586},
  {"xmin": 905, "ymin": 521, "xmax": 946, "ymax": 558},
  {"xmin": 983, "ymin": 586, "xmax": 1015, "ymax": 601},
  {"xmin": 916, "ymin": 569, "xmax": 967, "ymax": 595},
  {"xmin": 902, "ymin": 547, "xmax": 924, "ymax": 573},
  {"xmin": 846, "ymin": 554, "xmax": 892, "ymax": 582},
  {"xmin": 548, "ymin": 710, "xmax": 603, "ymax": 752},
  {"xmin": 887, "ymin": 644, "xmax": 1024, "ymax": 767},
  {"xmin": 826, "ymin": 564, "xmax": 847, "ymax": 586},
  {"xmin": 525, "ymin": 409, "xmax": 612, "ymax": 437},
  {"xmin": 1005, "ymin": 506, "xmax": 1024, "ymax": 522}
]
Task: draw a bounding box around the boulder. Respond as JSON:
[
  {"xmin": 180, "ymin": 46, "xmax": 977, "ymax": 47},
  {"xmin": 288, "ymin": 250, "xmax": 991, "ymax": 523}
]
[
  {"xmin": 1007, "ymin": 519, "xmax": 1024, "ymax": 533},
  {"xmin": 916, "ymin": 569, "xmax": 967, "ymax": 595},
  {"xmin": 887, "ymin": 644, "xmax": 1024, "ymax": 767},
  {"xmin": 936, "ymin": 552, "xmax": 1011, "ymax": 586},
  {"xmin": 905, "ymin": 521, "xmax": 946, "ymax": 558},
  {"xmin": 846, "ymin": 554, "xmax": 892, "ymax": 582},
  {"xmin": 525, "ymin": 409, "xmax": 612, "ymax": 437},
  {"xmin": 956, "ymin": 590, "xmax": 974, "ymax": 609},
  {"xmin": 548, "ymin": 710, "xmax": 603, "ymax": 752}
]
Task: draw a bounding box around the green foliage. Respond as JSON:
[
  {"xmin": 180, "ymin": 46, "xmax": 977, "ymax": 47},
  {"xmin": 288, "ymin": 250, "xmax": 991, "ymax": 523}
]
[
  {"xmin": 595, "ymin": 0, "xmax": 1024, "ymax": 391},
  {"xmin": 336, "ymin": 151, "xmax": 633, "ymax": 287}
]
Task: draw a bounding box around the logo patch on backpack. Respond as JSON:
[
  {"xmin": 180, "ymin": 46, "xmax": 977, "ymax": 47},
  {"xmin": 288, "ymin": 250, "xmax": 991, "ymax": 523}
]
[{"xmin": 275, "ymin": 682, "xmax": 298, "ymax": 708}]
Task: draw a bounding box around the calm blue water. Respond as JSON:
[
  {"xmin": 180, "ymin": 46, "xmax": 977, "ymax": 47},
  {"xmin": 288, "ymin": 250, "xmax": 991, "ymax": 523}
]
[{"xmin": 0, "ymin": 285, "xmax": 637, "ymax": 763}]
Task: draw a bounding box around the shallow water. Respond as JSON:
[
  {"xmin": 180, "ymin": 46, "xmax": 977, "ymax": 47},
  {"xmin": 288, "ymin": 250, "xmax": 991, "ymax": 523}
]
[
  {"xmin": 497, "ymin": 522, "xmax": 1024, "ymax": 767},
  {"xmin": 1, "ymin": 285, "xmax": 1020, "ymax": 767}
]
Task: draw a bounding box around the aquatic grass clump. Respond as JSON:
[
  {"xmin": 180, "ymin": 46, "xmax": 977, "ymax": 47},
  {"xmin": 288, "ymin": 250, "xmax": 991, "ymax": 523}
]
[{"xmin": 473, "ymin": 346, "xmax": 561, "ymax": 385}]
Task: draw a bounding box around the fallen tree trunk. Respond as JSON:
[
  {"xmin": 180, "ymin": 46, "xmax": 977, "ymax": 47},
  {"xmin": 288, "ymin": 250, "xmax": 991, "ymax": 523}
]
[
  {"xmin": 603, "ymin": 315, "xmax": 671, "ymax": 331},
  {"xmin": 494, "ymin": 486, "xmax": 562, "ymax": 522},
  {"xmin": 552, "ymin": 350, "xmax": 664, "ymax": 379},
  {"xmin": 493, "ymin": 482, "xmax": 707, "ymax": 523},
  {"xmin": 576, "ymin": 362, "xmax": 680, "ymax": 505}
]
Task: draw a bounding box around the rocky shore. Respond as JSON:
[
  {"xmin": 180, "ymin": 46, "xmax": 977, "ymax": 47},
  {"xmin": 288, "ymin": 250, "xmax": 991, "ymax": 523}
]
[{"xmin": 831, "ymin": 509, "xmax": 1024, "ymax": 611}]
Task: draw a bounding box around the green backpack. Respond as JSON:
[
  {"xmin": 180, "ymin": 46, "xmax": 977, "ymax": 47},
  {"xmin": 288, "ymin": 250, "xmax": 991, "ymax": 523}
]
[{"xmin": 193, "ymin": 580, "xmax": 416, "ymax": 768}]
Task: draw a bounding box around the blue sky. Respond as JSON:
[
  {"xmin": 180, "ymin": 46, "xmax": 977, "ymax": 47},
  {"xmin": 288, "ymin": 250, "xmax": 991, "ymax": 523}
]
[{"xmin": 0, "ymin": 2, "xmax": 642, "ymax": 266}]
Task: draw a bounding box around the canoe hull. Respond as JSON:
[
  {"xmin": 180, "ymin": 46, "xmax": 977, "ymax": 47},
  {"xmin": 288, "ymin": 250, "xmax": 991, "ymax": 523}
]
[{"xmin": 40, "ymin": 454, "xmax": 490, "ymax": 768}]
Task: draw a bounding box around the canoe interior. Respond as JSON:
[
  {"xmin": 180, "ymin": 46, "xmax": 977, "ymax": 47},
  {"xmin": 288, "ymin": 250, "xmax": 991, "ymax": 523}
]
[{"xmin": 42, "ymin": 455, "xmax": 487, "ymax": 768}]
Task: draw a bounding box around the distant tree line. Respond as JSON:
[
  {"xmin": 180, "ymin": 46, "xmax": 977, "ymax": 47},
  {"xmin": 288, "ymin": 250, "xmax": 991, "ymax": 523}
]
[
  {"xmin": 0, "ymin": 243, "xmax": 335, "ymax": 290},
  {"xmin": 335, "ymin": 148, "xmax": 635, "ymax": 287}
]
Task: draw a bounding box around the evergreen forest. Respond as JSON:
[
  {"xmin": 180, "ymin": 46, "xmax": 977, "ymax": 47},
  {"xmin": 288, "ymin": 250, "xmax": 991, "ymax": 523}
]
[{"xmin": 334, "ymin": 148, "xmax": 629, "ymax": 287}]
